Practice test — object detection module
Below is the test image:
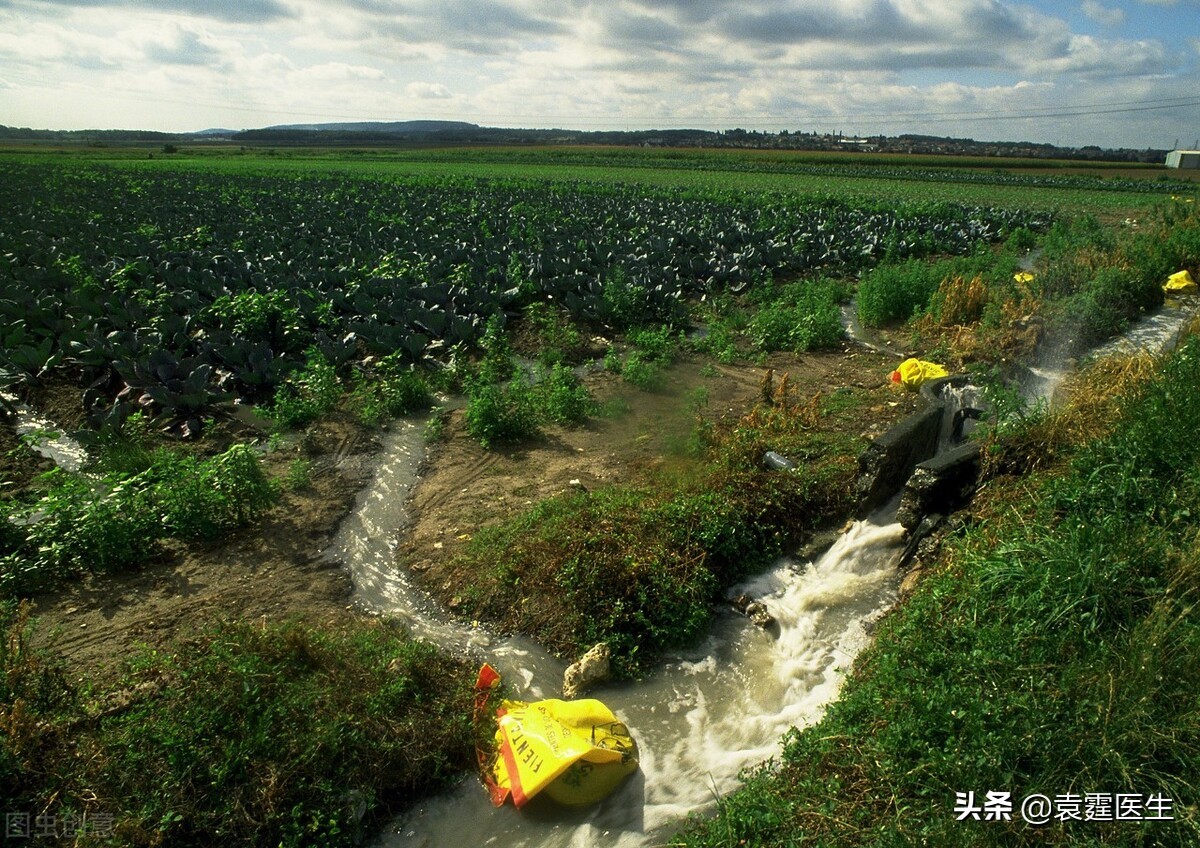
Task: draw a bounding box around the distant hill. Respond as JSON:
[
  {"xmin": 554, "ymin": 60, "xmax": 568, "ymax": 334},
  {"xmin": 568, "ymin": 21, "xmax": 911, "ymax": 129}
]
[
  {"xmin": 0, "ymin": 122, "xmax": 1169, "ymax": 164},
  {"xmin": 262, "ymin": 120, "xmax": 479, "ymax": 134}
]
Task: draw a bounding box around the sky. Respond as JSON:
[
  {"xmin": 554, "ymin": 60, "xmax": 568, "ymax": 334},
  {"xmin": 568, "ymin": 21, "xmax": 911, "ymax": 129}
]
[{"xmin": 0, "ymin": 0, "xmax": 1198, "ymax": 149}]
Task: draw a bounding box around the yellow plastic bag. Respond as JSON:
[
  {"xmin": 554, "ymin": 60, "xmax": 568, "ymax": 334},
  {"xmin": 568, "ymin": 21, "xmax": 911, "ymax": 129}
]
[
  {"xmin": 1164, "ymin": 270, "xmax": 1198, "ymax": 294},
  {"xmin": 889, "ymin": 358, "xmax": 949, "ymax": 391},
  {"xmin": 474, "ymin": 665, "xmax": 638, "ymax": 809}
]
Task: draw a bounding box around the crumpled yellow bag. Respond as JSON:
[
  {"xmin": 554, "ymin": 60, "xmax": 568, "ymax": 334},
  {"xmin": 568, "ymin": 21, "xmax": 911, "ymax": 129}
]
[
  {"xmin": 1164, "ymin": 270, "xmax": 1198, "ymax": 294},
  {"xmin": 889, "ymin": 358, "xmax": 949, "ymax": 391},
  {"xmin": 474, "ymin": 664, "xmax": 638, "ymax": 809}
]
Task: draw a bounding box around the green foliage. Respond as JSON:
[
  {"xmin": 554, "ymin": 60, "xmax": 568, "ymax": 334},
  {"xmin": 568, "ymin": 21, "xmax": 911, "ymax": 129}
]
[
  {"xmin": 446, "ymin": 386, "xmax": 858, "ymax": 675},
  {"xmin": 148, "ymin": 445, "xmax": 277, "ymax": 541},
  {"xmin": 626, "ymin": 325, "xmax": 682, "ymax": 362},
  {"xmin": 1, "ymin": 445, "xmax": 277, "ymax": 595},
  {"xmin": 90, "ymin": 411, "xmax": 155, "ymax": 474},
  {"xmin": 1041, "ymin": 213, "xmax": 1114, "ymax": 260},
  {"xmin": 475, "ymin": 314, "xmax": 517, "ymax": 385},
  {"xmin": 464, "ymin": 374, "xmax": 540, "ymax": 448},
  {"xmin": 2, "ymin": 469, "xmax": 159, "ymax": 592},
  {"xmin": 857, "ymin": 250, "xmax": 1021, "ymax": 329},
  {"xmin": 1064, "ymin": 265, "xmax": 1164, "ymax": 350},
  {"xmin": 856, "ymin": 258, "xmax": 946, "ymax": 327},
  {"xmin": 523, "ymin": 302, "xmax": 583, "ymax": 366},
  {"xmin": 0, "ymin": 600, "xmax": 76, "ymax": 812},
  {"xmin": 534, "ymin": 363, "xmax": 594, "ymax": 425},
  {"xmin": 351, "ymin": 354, "xmax": 433, "ymax": 427},
  {"xmin": 1003, "ymin": 226, "xmax": 1038, "ymax": 252},
  {"xmin": 464, "ymin": 320, "xmax": 595, "ymax": 446},
  {"xmin": 3, "ymin": 612, "xmax": 474, "ymax": 848},
  {"xmin": 208, "ymin": 289, "xmax": 302, "ymax": 349},
  {"xmin": 601, "ymin": 267, "xmax": 682, "ymax": 331},
  {"xmin": 747, "ymin": 278, "xmax": 844, "ymax": 352},
  {"xmin": 266, "ymin": 351, "xmax": 342, "ymax": 429},
  {"xmin": 284, "ymin": 457, "xmax": 313, "ymax": 490},
  {"xmin": 423, "ymin": 410, "xmax": 447, "ymax": 443},
  {"xmin": 96, "ymin": 620, "xmax": 474, "ymax": 847},
  {"xmin": 618, "ymin": 350, "xmax": 663, "ymax": 391}
]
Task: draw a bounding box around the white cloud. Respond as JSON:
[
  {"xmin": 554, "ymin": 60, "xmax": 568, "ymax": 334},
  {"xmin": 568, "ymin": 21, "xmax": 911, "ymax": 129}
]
[
  {"xmin": 1082, "ymin": 0, "xmax": 1125, "ymax": 25},
  {"xmin": 292, "ymin": 61, "xmax": 385, "ymax": 83},
  {"xmin": 0, "ymin": 0, "xmax": 1193, "ymax": 146},
  {"xmin": 405, "ymin": 81, "xmax": 452, "ymax": 99},
  {"xmin": 141, "ymin": 24, "xmax": 226, "ymax": 67}
]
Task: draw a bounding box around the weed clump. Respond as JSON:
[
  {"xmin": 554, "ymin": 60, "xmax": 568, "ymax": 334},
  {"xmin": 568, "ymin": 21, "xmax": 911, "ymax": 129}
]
[
  {"xmin": 0, "ymin": 444, "xmax": 277, "ymax": 595},
  {"xmin": 1, "ymin": 610, "xmax": 475, "ymax": 848}
]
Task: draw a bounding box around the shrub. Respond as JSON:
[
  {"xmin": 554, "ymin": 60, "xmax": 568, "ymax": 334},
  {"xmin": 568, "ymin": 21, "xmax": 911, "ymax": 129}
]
[
  {"xmin": 535, "ymin": 364, "xmax": 594, "ymax": 425},
  {"xmin": 149, "ymin": 445, "xmax": 278, "ymax": 541},
  {"xmin": 1068, "ymin": 265, "xmax": 1164, "ymax": 349},
  {"xmin": 600, "ymin": 267, "xmax": 682, "ymax": 330},
  {"xmin": 464, "ymin": 375, "xmax": 540, "ymax": 448},
  {"xmin": 352, "ymin": 355, "xmax": 432, "ymax": 426},
  {"xmin": 0, "ymin": 446, "xmax": 277, "ymax": 595},
  {"xmin": 524, "ymin": 302, "xmax": 583, "ymax": 366},
  {"xmin": 626, "ymin": 325, "xmax": 681, "ymax": 362},
  {"xmin": 619, "ymin": 350, "xmax": 663, "ymax": 390},
  {"xmin": 266, "ymin": 351, "xmax": 342, "ymax": 429},
  {"xmin": 857, "ymin": 259, "xmax": 945, "ymax": 327},
  {"xmin": 747, "ymin": 279, "xmax": 843, "ymax": 352}
]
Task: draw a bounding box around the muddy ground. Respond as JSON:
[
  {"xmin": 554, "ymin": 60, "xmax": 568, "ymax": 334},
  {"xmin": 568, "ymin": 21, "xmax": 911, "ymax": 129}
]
[{"xmin": 16, "ymin": 343, "xmax": 919, "ymax": 679}]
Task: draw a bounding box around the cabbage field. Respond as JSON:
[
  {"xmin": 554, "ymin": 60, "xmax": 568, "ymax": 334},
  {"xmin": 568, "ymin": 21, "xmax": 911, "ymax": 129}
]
[
  {"xmin": 0, "ymin": 161, "xmax": 1046, "ymax": 435},
  {"xmin": 2, "ymin": 147, "xmax": 1195, "ymax": 848}
]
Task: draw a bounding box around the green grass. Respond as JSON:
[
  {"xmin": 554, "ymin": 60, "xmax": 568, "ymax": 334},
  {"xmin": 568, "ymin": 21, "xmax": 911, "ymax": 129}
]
[
  {"xmin": 1, "ymin": 607, "xmax": 476, "ymax": 847},
  {"xmin": 676, "ymin": 337, "xmax": 1200, "ymax": 846}
]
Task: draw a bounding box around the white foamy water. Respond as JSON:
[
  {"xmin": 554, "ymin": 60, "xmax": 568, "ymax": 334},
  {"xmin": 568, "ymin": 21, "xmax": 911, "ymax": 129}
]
[
  {"xmin": 331, "ymin": 422, "xmax": 907, "ymax": 848},
  {"xmin": 1088, "ymin": 294, "xmax": 1199, "ymax": 361}
]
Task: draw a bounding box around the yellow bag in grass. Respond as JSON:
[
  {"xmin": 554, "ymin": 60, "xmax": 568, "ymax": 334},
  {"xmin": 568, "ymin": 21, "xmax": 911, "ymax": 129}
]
[
  {"xmin": 474, "ymin": 665, "xmax": 638, "ymax": 809},
  {"xmin": 889, "ymin": 358, "xmax": 948, "ymax": 391},
  {"xmin": 1164, "ymin": 270, "xmax": 1198, "ymax": 294}
]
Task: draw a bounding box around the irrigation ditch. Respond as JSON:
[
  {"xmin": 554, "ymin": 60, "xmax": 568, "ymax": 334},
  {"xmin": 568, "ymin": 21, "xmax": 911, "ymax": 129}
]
[{"xmin": 340, "ymin": 289, "xmax": 1196, "ymax": 846}]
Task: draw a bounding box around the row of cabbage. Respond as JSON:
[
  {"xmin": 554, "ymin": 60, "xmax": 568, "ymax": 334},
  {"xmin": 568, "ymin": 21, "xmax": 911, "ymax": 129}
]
[{"xmin": 0, "ymin": 163, "xmax": 1045, "ymax": 431}]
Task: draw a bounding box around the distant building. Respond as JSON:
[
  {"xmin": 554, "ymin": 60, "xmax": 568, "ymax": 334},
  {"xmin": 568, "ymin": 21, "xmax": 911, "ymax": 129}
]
[{"xmin": 1166, "ymin": 150, "xmax": 1200, "ymax": 169}]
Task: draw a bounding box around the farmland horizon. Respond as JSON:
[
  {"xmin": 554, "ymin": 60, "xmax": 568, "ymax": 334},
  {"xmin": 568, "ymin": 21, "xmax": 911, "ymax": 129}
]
[{"xmin": 0, "ymin": 118, "xmax": 1182, "ymax": 164}]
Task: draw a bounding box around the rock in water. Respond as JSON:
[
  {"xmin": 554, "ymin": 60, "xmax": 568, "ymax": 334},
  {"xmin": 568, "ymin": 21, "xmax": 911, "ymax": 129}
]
[
  {"xmin": 563, "ymin": 643, "xmax": 612, "ymax": 699},
  {"xmin": 744, "ymin": 601, "xmax": 776, "ymax": 630},
  {"xmin": 732, "ymin": 593, "xmax": 777, "ymax": 630}
]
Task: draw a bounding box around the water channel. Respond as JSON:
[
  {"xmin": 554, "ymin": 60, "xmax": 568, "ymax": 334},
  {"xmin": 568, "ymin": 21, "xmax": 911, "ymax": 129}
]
[
  {"xmin": 328, "ymin": 411, "xmax": 909, "ymax": 847},
  {"xmin": 348, "ymin": 291, "xmax": 1199, "ymax": 847}
]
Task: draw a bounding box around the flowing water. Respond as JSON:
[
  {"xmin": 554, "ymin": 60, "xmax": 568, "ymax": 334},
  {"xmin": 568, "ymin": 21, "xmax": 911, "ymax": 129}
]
[
  {"xmin": 1088, "ymin": 294, "xmax": 1199, "ymax": 360},
  {"xmin": 328, "ymin": 416, "xmax": 908, "ymax": 847},
  {"xmin": 1, "ymin": 392, "xmax": 88, "ymax": 472}
]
